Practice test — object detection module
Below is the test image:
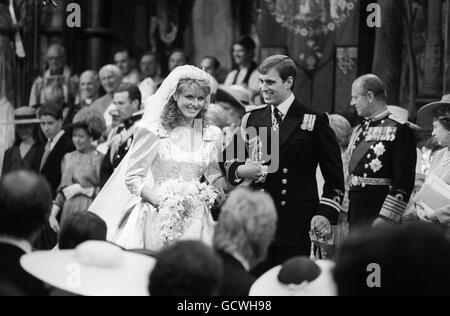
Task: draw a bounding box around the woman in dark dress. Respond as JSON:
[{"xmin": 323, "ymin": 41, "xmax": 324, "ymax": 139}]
[{"xmin": 2, "ymin": 107, "xmax": 44, "ymax": 176}]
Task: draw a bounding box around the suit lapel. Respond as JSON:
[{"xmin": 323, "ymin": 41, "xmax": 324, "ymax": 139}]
[
  {"xmin": 44, "ymin": 133, "xmax": 68, "ymax": 168},
  {"xmin": 279, "ymin": 100, "xmax": 302, "ymax": 149}
]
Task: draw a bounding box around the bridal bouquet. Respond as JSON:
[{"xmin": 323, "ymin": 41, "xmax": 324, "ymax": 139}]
[{"xmin": 158, "ymin": 179, "xmax": 218, "ymax": 246}]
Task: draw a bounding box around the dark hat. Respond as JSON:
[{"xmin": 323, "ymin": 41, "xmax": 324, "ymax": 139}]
[
  {"xmin": 0, "ymin": 107, "xmax": 41, "ymax": 125},
  {"xmin": 417, "ymin": 95, "xmax": 450, "ymax": 130},
  {"xmin": 216, "ymin": 85, "xmax": 250, "ymax": 109}
]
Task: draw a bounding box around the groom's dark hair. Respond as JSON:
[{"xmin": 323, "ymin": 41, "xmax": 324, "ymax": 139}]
[{"xmin": 259, "ymin": 55, "xmax": 297, "ymax": 86}]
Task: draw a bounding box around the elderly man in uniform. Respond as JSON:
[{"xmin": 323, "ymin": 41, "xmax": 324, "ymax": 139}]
[
  {"xmin": 99, "ymin": 83, "xmax": 143, "ymax": 187},
  {"xmin": 348, "ymin": 74, "xmax": 416, "ymax": 229},
  {"xmin": 222, "ymin": 55, "xmax": 345, "ymax": 274}
]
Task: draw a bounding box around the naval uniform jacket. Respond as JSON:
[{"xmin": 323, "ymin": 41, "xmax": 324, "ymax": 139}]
[
  {"xmin": 100, "ymin": 112, "xmax": 143, "ymax": 187},
  {"xmin": 222, "ymin": 99, "xmax": 345, "ymax": 247},
  {"xmin": 347, "ymin": 109, "xmax": 416, "ymax": 226}
]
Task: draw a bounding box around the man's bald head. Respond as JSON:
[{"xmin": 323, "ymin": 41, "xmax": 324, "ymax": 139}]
[
  {"xmin": 351, "ymin": 74, "xmax": 387, "ymax": 118},
  {"xmin": 79, "ymin": 70, "xmax": 100, "ymax": 101},
  {"xmin": 353, "ymin": 74, "xmax": 386, "ymax": 101},
  {"xmin": 0, "ymin": 171, "xmax": 52, "ymax": 240}
]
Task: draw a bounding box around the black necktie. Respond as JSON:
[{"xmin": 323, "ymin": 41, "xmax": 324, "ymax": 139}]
[{"xmin": 273, "ymin": 107, "xmax": 283, "ymax": 126}]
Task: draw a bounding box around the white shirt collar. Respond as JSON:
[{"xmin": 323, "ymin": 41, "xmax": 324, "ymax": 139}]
[
  {"xmin": 49, "ymin": 130, "xmax": 65, "ymax": 149},
  {"xmin": 0, "ymin": 236, "xmax": 32, "ymax": 253},
  {"xmin": 272, "ymin": 93, "xmax": 295, "ymax": 117}
]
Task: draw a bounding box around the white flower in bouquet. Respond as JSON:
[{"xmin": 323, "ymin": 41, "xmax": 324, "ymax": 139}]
[{"xmin": 157, "ymin": 179, "xmax": 218, "ymax": 246}]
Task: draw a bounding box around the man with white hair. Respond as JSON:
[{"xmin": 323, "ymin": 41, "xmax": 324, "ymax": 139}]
[
  {"xmin": 28, "ymin": 43, "xmax": 78, "ymax": 107},
  {"xmin": 90, "ymin": 65, "xmax": 123, "ymax": 129}
]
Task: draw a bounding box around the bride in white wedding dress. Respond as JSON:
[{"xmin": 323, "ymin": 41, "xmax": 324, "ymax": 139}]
[{"xmin": 90, "ymin": 65, "xmax": 224, "ymax": 251}]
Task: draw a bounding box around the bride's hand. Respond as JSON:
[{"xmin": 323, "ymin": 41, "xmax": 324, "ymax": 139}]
[
  {"xmin": 152, "ymin": 197, "xmax": 162, "ymax": 210},
  {"xmin": 141, "ymin": 186, "xmax": 162, "ymax": 209}
]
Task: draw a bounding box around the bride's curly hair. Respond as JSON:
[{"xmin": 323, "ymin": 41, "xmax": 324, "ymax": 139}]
[{"xmin": 161, "ymin": 78, "xmax": 211, "ymax": 130}]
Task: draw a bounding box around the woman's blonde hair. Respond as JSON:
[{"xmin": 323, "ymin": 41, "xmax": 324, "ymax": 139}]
[{"xmin": 160, "ymin": 78, "xmax": 211, "ymax": 130}]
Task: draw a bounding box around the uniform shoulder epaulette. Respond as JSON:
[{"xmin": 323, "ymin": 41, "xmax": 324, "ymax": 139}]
[
  {"xmin": 301, "ymin": 114, "xmax": 317, "ymax": 131},
  {"xmin": 388, "ymin": 113, "xmax": 406, "ymax": 125},
  {"xmin": 245, "ymin": 104, "xmax": 268, "ymax": 113}
]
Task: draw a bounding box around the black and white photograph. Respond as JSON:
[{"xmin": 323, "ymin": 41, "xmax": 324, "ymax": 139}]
[{"xmin": 1, "ymin": 0, "xmax": 450, "ymax": 299}]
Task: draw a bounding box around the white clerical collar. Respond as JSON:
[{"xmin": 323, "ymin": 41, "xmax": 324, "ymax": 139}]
[
  {"xmin": 44, "ymin": 65, "xmax": 71, "ymax": 78},
  {"xmin": 273, "ymin": 93, "xmax": 295, "ymax": 117},
  {"xmin": 231, "ymin": 252, "xmax": 250, "ymax": 272},
  {"xmin": 0, "ymin": 236, "xmax": 32, "ymax": 253}
]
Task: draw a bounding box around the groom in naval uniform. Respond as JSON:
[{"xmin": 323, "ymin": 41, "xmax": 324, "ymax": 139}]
[
  {"xmin": 222, "ymin": 55, "xmax": 345, "ymax": 274},
  {"xmin": 100, "ymin": 83, "xmax": 143, "ymax": 187}
]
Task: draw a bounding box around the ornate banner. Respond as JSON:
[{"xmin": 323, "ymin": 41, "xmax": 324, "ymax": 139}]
[
  {"xmin": 264, "ymin": 0, "xmax": 358, "ymax": 37},
  {"xmin": 264, "ymin": 0, "xmax": 358, "ymax": 72}
]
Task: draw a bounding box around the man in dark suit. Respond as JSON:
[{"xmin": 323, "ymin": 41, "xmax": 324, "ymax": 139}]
[
  {"xmin": 222, "ymin": 55, "xmax": 345, "ymax": 274},
  {"xmin": 0, "ymin": 171, "xmax": 51, "ymax": 296},
  {"xmin": 38, "ymin": 103, "xmax": 75, "ymax": 196},
  {"xmin": 35, "ymin": 103, "xmax": 75, "ymax": 249},
  {"xmin": 99, "ymin": 83, "xmax": 143, "ymax": 187}
]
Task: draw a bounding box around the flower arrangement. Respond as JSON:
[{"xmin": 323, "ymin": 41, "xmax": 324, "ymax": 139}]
[{"xmin": 158, "ymin": 179, "xmax": 218, "ymax": 247}]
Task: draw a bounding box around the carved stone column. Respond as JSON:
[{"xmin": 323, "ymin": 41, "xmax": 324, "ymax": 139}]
[
  {"xmin": 192, "ymin": 0, "xmax": 233, "ymax": 69},
  {"xmin": 422, "ymin": 0, "xmax": 443, "ymax": 97},
  {"xmin": 372, "ymin": 0, "xmax": 403, "ymax": 105},
  {"xmin": 85, "ymin": 0, "xmax": 111, "ymax": 70}
]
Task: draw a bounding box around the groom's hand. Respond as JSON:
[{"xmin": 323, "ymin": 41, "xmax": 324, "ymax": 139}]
[
  {"xmin": 237, "ymin": 163, "xmax": 263, "ymax": 181},
  {"xmin": 311, "ymin": 215, "xmax": 331, "ymax": 238}
]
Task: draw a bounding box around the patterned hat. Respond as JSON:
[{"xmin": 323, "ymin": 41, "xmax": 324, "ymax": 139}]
[{"xmin": 0, "ymin": 107, "xmax": 41, "ymax": 125}]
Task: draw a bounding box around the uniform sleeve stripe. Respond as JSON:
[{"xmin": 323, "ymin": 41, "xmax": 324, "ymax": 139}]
[
  {"xmin": 385, "ymin": 195, "xmax": 408, "ymax": 207},
  {"xmin": 320, "ymin": 201, "xmax": 341, "ymax": 213},
  {"xmin": 382, "ymin": 206, "xmax": 404, "ymax": 216},
  {"xmin": 383, "ymin": 201, "xmax": 406, "ymax": 212},
  {"xmin": 321, "ymin": 197, "xmax": 341, "ymax": 209}
]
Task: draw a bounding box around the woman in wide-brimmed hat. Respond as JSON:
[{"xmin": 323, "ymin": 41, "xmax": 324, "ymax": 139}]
[
  {"xmin": 21, "ymin": 241, "xmax": 156, "ymax": 296},
  {"xmin": 49, "ymin": 108, "xmax": 106, "ymax": 233},
  {"xmin": 412, "ymin": 96, "xmax": 450, "ymax": 227},
  {"xmin": 1, "ymin": 107, "xmax": 44, "ymax": 176}
]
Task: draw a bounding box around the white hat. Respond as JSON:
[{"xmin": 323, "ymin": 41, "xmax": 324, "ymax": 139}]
[
  {"xmin": 249, "ymin": 257, "xmax": 336, "ymax": 296},
  {"xmin": 20, "ymin": 241, "xmax": 155, "ymax": 296}
]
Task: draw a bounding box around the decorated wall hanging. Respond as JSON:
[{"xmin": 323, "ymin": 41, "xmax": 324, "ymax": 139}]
[{"xmin": 264, "ymin": 0, "xmax": 358, "ymax": 72}]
